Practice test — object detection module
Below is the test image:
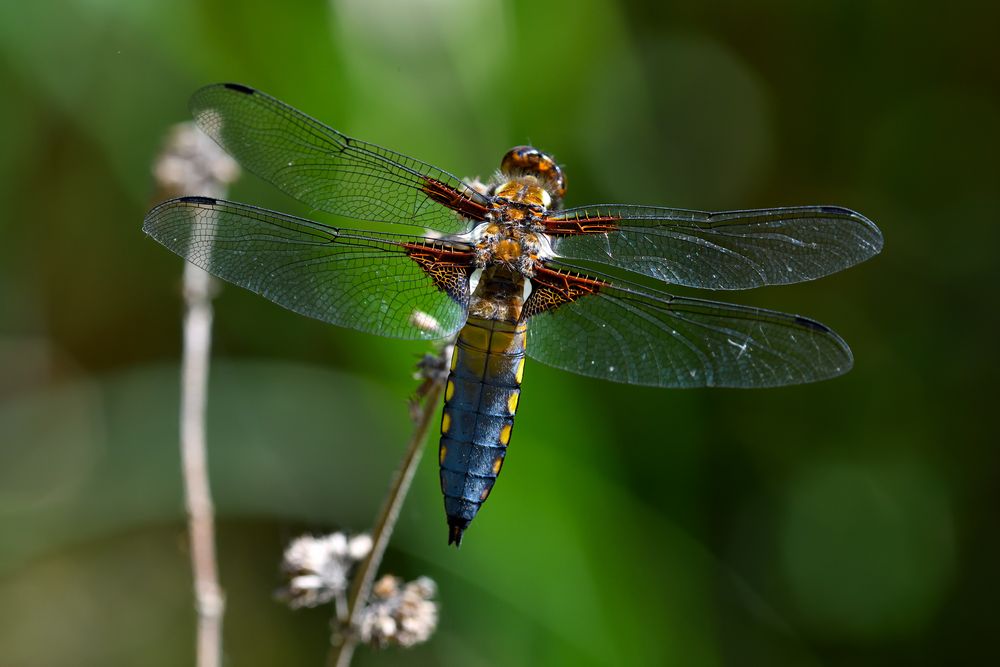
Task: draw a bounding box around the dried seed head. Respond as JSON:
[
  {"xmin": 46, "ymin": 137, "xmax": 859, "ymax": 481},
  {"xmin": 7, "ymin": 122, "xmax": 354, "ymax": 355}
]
[
  {"xmin": 277, "ymin": 532, "xmax": 372, "ymax": 609},
  {"xmin": 153, "ymin": 122, "xmax": 240, "ymax": 199},
  {"xmin": 357, "ymin": 575, "xmax": 439, "ymax": 648}
]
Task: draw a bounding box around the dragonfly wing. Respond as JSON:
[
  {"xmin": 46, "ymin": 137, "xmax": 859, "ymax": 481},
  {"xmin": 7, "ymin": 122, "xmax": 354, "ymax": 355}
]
[
  {"xmin": 523, "ymin": 263, "xmax": 852, "ymax": 388},
  {"xmin": 143, "ymin": 196, "xmax": 474, "ymax": 340},
  {"xmin": 190, "ymin": 83, "xmax": 491, "ymax": 234},
  {"xmin": 543, "ymin": 204, "xmax": 883, "ymax": 289}
]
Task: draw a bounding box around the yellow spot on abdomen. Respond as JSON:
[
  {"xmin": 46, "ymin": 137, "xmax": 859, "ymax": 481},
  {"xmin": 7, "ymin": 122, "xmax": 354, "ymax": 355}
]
[
  {"xmin": 507, "ymin": 391, "xmax": 519, "ymax": 415},
  {"xmin": 439, "ymin": 444, "xmax": 447, "ymax": 465},
  {"xmin": 515, "ymin": 357, "xmax": 525, "ymax": 384},
  {"xmin": 499, "ymin": 423, "xmax": 512, "ymax": 446},
  {"xmin": 445, "ymin": 380, "xmax": 454, "ymax": 401},
  {"xmin": 441, "ymin": 412, "xmax": 451, "ymax": 434},
  {"xmin": 491, "ymin": 331, "xmax": 515, "ymax": 352},
  {"xmin": 460, "ymin": 325, "xmax": 490, "ymax": 351},
  {"xmin": 450, "ymin": 349, "xmax": 459, "ymax": 371},
  {"xmin": 492, "ymin": 456, "xmax": 503, "ymax": 474}
]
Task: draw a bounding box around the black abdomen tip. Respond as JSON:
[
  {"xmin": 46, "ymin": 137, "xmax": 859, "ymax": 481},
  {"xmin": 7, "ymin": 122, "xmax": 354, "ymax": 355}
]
[
  {"xmin": 223, "ymin": 82, "xmax": 255, "ymax": 95},
  {"xmin": 447, "ymin": 517, "xmax": 469, "ymax": 547}
]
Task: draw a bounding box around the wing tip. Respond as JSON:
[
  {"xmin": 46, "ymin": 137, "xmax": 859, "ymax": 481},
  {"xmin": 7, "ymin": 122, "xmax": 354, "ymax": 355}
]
[
  {"xmin": 793, "ymin": 313, "xmax": 854, "ymax": 351},
  {"xmin": 793, "ymin": 315, "xmax": 831, "ymax": 333},
  {"xmin": 222, "ymin": 82, "xmax": 255, "ymax": 95},
  {"xmin": 142, "ymin": 196, "xmax": 220, "ymax": 236},
  {"xmin": 801, "ymin": 316, "xmax": 855, "ymax": 382},
  {"xmin": 190, "ymin": 83, "xmax": 257, "ymax": 114},
  {"xmin": 816, "ymin": 205, "xmax": 885, "ymax": 256},
  {"xmin": 178, "ymin": 195, "xmax": 219, "ymax": 205}
]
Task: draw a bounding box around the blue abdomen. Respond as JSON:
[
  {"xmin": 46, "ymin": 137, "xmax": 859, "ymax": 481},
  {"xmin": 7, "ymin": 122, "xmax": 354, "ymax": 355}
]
[{"xmin": 439, "ymin": 316, "xmax": 526, "ymax": 546}]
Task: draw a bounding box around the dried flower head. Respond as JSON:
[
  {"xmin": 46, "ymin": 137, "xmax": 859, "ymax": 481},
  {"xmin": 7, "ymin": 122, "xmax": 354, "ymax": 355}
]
[
  {"xmin": 153, "ymin": 122, "xmax": 240, "ymax": 199},
  {"xmin": 357, "ymin": 575, "xmax": 438, "ymax": 648},
  {"xmin": 277, "ymin": 532, "xmax": 372, "ymax": 609}
]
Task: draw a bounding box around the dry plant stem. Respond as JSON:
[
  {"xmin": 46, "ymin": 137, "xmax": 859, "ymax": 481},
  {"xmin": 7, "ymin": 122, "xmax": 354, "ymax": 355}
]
[
  {"xmin": 154, "ymin": 121, "xmax": 238, "ymax": 667},
  {"xmin": 181, "ymin": 261, "xmax": 225, "ymax": 667},
  {"xmin": 329, "ymin": 379, "xmax": 445, "ymax": 667},
  {"xmin": 334, "ymin": 591, "xmax": 349, "ymax": 626}
]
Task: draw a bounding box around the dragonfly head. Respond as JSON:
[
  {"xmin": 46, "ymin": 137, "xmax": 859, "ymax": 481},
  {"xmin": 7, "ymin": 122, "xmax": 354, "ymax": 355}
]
[{"xmin": 500, "ymin": 146, "xmax": 566, "ymax": 204}]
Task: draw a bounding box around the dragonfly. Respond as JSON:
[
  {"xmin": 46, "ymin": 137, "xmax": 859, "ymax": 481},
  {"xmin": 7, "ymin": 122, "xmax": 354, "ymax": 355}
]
[{"xmin": 144, "ymin": 83, "xmax": 883, "ymax": 546}]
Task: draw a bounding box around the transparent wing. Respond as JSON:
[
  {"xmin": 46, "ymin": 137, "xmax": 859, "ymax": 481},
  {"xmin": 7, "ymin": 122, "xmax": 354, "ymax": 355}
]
[
  {"xmin": 544, "ymin": 204, "xmax": 883, "ymax": 290},
  {"xmin": 525, "ymin": 264, "xmax": 852, "ymax": 388},
  {"xmin": 190, "ymin": 83, "xmax": 491, "ymax": 233},
  {"xmin": 143, "ymin": 196, "xmax": 472, "ymax": 340}
]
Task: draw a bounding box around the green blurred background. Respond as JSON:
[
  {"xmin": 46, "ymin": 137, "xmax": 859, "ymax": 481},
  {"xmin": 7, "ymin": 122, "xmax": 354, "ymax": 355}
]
[{"xmin": 1, "ymin": 0, "xmax": 996, "ymax": 665}]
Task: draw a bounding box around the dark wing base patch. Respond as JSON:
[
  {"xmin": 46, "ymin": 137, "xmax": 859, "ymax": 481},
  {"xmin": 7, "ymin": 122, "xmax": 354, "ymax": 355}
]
[
  {"xmin": 403, "ymin": 242, "xmax": 476, "ymax": 307},
  {"xmin": 421, "ymin": 178, "xmax": 491, "ymax": 222},
  {"xmin": 521, "ymin": 266, "xmax": 608, "ymax": 320}
]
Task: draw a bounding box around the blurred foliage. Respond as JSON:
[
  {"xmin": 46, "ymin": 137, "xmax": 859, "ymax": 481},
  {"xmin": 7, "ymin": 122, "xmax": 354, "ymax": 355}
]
[{"xmin": 1, "ymin": 0, "xmax": 997, "ymax": 665}]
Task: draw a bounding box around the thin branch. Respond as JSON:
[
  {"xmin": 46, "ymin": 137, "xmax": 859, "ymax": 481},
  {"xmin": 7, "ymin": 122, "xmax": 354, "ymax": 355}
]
[
  {"xmin": 181, "ymin": 262, "xmax": 225, "ymax": 667},
  {"xmin": 329, "ymin": 378, "xmax": 445, "ymax": 667},
  {"xmin": 153, "ymin": 122, "xmax": 239, "ymax": 667}
]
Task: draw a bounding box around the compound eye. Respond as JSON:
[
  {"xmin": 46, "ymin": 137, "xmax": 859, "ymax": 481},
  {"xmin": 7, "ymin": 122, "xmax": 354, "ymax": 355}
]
[
  {"xmin": 500, "ymin": 146, "xmax": 567, "ymax": 201},
  {"xmin": 500, "ymin": 146, "xmax": 541, "ymax": 175}
]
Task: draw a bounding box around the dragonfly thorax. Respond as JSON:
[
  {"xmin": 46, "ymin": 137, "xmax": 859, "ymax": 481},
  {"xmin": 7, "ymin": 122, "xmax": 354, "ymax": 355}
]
[
  {"xmin": 471, "ymin": 167, "xmax": 563, "ymax": 276},
  {"xmin": 493, "ymin": 178, "xmax": 553, "ymax": 211},
  {"xmin": 468, "ymin": 265, "xmax": 528, "ymax": 321},
  {"xmin": 470, "ymin": 219, "xmax": 553, "ymax": 277}
]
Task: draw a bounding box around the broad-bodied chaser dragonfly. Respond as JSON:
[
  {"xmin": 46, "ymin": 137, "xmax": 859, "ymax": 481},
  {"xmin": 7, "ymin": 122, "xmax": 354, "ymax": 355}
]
[{"xmin": 144, "ymin": 84, "xmax": 883, "ymax": 546}]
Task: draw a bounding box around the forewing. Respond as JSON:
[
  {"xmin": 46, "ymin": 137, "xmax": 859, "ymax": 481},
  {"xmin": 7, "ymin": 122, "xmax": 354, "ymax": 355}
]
[
  {"xmin": 190, "ymin": 83, "xmax": 491, "ymax": 233},
  {"xmin": 143, "ymin": 197, "xmax": 473, "ymax": 340},
  {"xmin": 524, "ymin": 264, "xmax": 852, "ymax": 388},
  {"xmin": 543, "ymin": 205, "xmax": 883, "ymax": 289}
]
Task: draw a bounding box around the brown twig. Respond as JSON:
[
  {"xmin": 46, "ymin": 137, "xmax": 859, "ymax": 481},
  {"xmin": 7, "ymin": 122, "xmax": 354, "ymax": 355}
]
[{"xmin": 328, "ymin": 378, "xmax": 445, "ymax": 667}]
